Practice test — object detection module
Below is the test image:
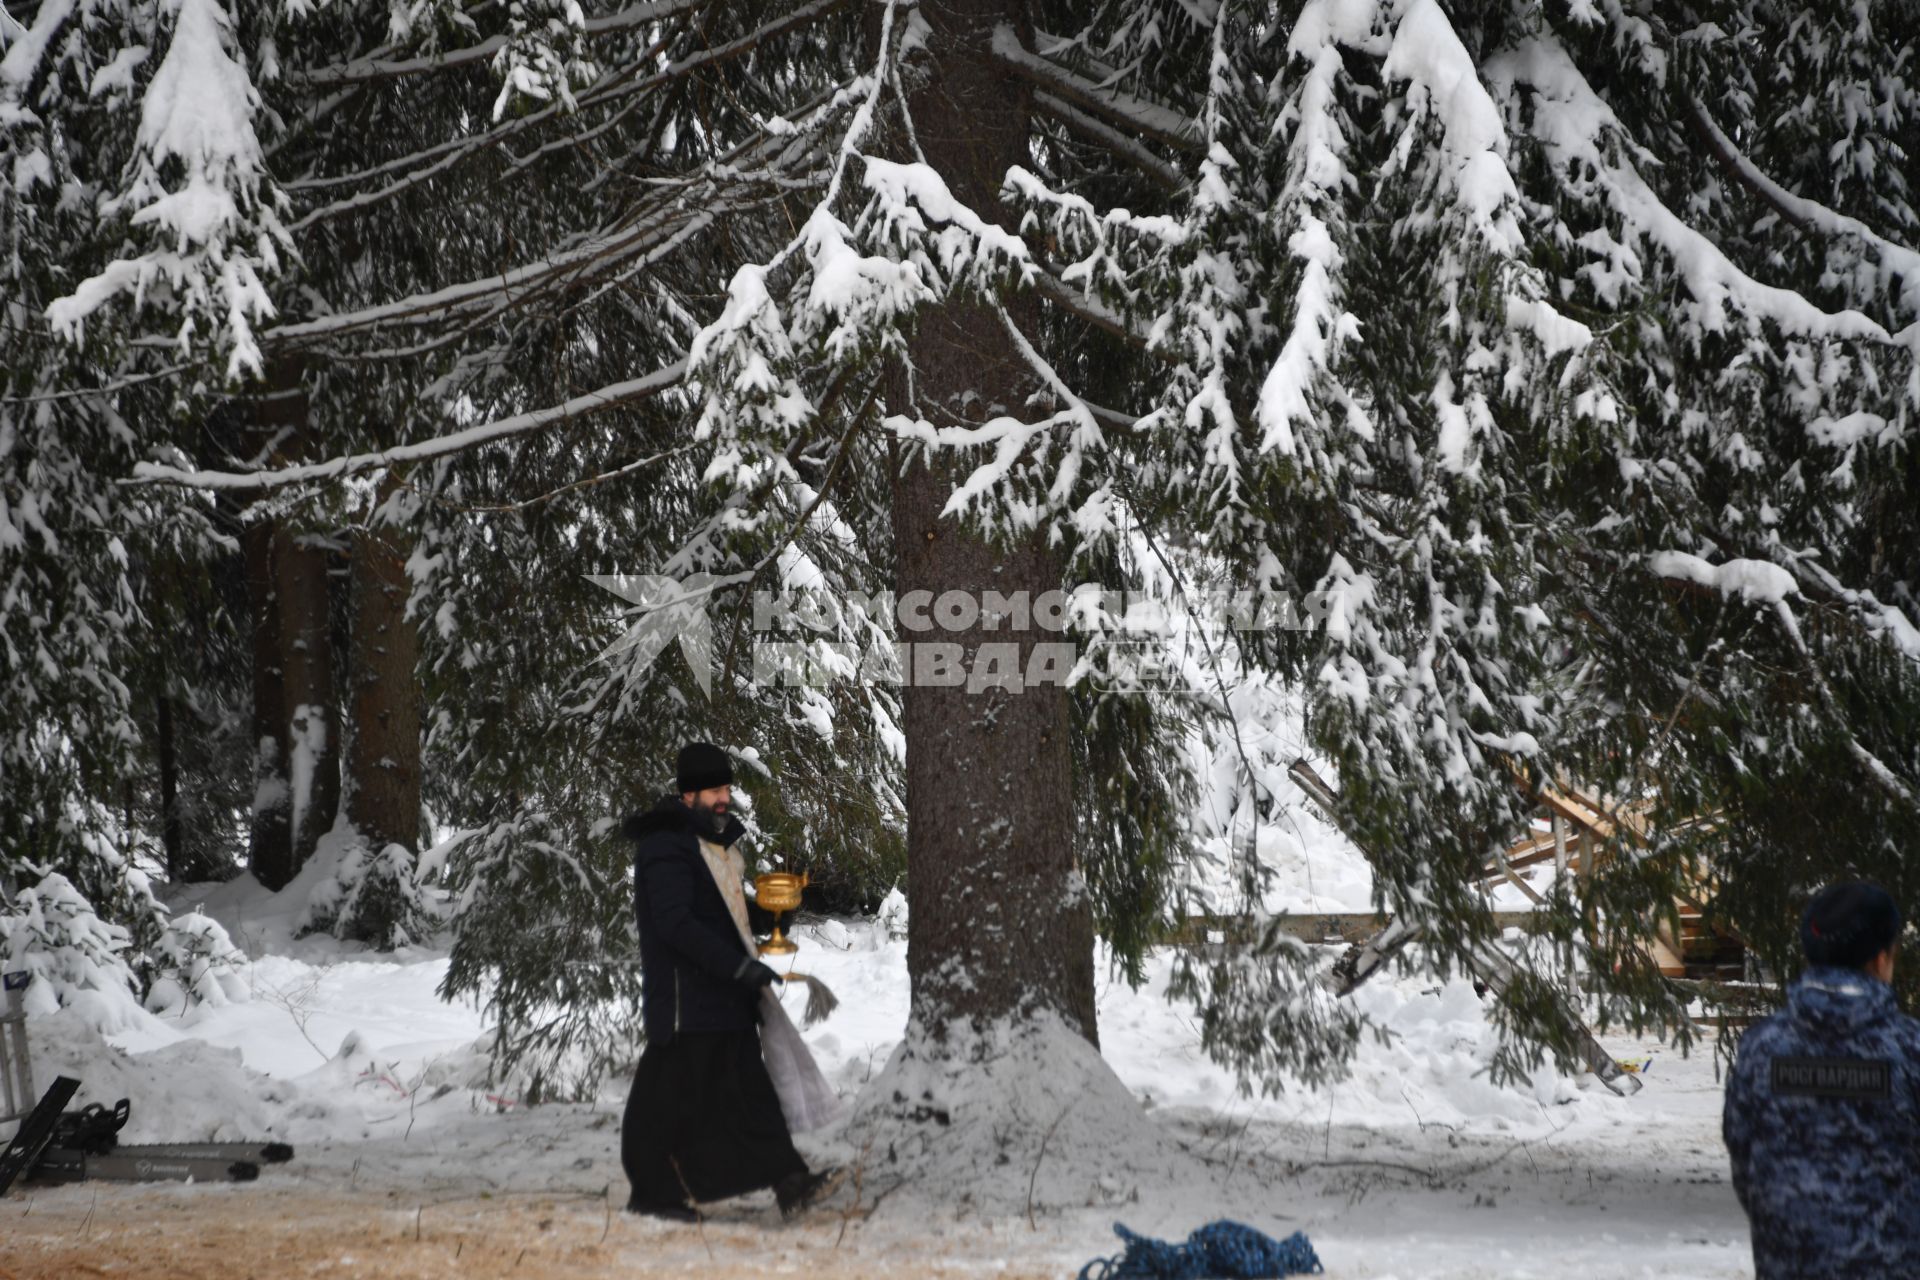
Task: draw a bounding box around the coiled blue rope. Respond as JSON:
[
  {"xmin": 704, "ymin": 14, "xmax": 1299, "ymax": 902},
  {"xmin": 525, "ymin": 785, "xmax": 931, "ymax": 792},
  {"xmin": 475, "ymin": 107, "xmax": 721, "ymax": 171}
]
[{"xmin": 1077, "ymin": 1220, "xmax": 1324, "ymax": 1279}]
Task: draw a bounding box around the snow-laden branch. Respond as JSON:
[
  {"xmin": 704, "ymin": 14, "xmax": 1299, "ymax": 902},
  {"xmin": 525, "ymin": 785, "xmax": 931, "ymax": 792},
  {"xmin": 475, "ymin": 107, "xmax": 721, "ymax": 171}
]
[
  {"xmin": 292, "ymin": 0, "xmax": 707, "ymax": 89},
  {"xmin": 886, "ymin": 406, "xmax": 1084, "ymax": 522},
  {"xmin": 1030, "ymin": 267, "xmax": 1152, "ymax": 349},
  {"xmin": 271, "ymin": 204, "xmax": 718, "ymax": 343},
  {"xmin": 995, "ymin": 304, "xmax": 1104, "ymax": 512},
  {"xmin": 268, "ymin": 86, "xmax": 845, "ymax": 349},
  {"xmin": 129, "ymin": 360, "xmax": 686, "ymax": 491},
  {"xmin": 289, "ymin": 0, "xmax": 852, "ymax": 228},
  {"xmin": 1375, "ymin": 0, "xmax": 1595, "ymax": 477},
  {"xmin": 47, "ymin": 0, "xmax": 287, "ymax": 380},
  {"xmin": 1001, "ymin": 166, "xmax": 1186, "ymax": 356},
  {"xmin": 1256, "ymin": 3, "xmax": 1376, "ymax": 460},
  {"xmin": 674, "ymin": 0, "xmax": 900, "ymax": 501},
  {"xmin": 1771, "ymin": 599, "xmax": 1919, "ymax": 813},
  {"xmin": 988, "ymin": 24, "xmax": 1202, "ymax": 158},
  {"xmin": 1031, "ymin": 91, "xmax": 1184, "ymax": 194},
  {"xmin": 1642, "ymin": 547, "xmax": 1918, "ymax": 809},
  {"xmin": 1785, "ymin": 559, "xmax": 1920, "ymax": 667},
  {"xmin": 1484, "ymin": 37, "xmax": 1894, "ymax": 347},
  {"xmin": 1382, "ymin": 0, "xmax": 1524, "ymax": 256},
  {"xmin": 1685, "ymin": 95, "xmax": 1920, "ymax": 323},
  {"xmin": 1645, "ymin": 551, "xmax": 1798, "ymax": 604}
]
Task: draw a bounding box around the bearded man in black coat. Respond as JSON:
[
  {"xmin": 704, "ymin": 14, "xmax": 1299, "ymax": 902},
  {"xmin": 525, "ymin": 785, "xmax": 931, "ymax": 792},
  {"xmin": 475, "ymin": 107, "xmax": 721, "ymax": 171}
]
[{"xmin": 619, "ymin": 742, "xmax": 840, "ymax": 1220}]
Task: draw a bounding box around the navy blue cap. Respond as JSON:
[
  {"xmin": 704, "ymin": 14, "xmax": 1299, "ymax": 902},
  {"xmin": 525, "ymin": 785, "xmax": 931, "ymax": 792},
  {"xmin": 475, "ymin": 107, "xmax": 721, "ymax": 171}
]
[{"xmin": 1800, "ymin": 881, "xmax": 1903, "ymax": 968}]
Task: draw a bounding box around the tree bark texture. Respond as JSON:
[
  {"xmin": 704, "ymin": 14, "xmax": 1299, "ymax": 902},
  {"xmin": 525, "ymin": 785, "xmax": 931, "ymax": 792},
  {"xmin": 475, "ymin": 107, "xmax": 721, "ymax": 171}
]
[
  {"xmin": 346, "ymin": 479, "xmax": 423, "ymax": 855},
  {"xmin": 243, "ymin": 361, "xmax": 341, "ymax": 889},
  {"xmin": 156, "ymin": 688, "xmax": 183, "ymax": 881},
  {"xmin": 275, "ymin": 523, "xmax": 341, "ymax": 874},
  {"xmin": 888, "ymin": 0, "xmax": 1098, "ymax": 1047},
  {"xmin": 244, "ymin": 517, "xmax": 295, "ymax": 889}
]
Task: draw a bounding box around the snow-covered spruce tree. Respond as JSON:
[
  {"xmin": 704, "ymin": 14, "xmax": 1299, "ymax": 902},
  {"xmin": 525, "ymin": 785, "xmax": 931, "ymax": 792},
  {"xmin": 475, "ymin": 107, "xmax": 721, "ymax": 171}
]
[
  {"xmin": 1005, "ymin": 0, "xmax": 1919, "ymax": 1080},
  {"xmin": 0, "ymin": 0, "xmax": 259, "ymax": 954},
  {"xmin": 655, "ymin": 0, "xmax": 1917, "ymax": 1134},
  {"xmin": 13, "ymin": 0, "xmax": 1194, "ymax": 1114}
]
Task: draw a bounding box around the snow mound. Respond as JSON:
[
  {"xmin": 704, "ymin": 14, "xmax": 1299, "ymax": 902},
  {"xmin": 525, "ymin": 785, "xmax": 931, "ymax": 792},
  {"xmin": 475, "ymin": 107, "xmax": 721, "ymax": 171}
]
[
  {"xmin": 15, "ymin": 1008, "xmax": 341, "ymax": 1145},
  {"xmin": 1334, "ymin": 974, "xmax": 1586, "ymax": 1127},
  {"xmin": 843, "ymin": 1011, "xmax": 1211, "ymax": 1216},
  {"xmin": 1103, "ymin": 955, "xmax": 1593, "ymax": 1139},
  {"xmin": 1180, "ymin": 825, "xmax": 1375, "ymax": 916}
]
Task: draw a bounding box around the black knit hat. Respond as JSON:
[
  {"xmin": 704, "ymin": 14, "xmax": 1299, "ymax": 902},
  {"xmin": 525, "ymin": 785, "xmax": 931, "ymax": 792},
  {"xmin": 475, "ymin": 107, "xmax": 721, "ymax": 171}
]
[
  {"xmin": 1800, "ymin": 881, "xmax": 1903, "ymax": 968},
  {"xmin": 676, "ymin": 742, "xmax": 733, "ymax": 793}
]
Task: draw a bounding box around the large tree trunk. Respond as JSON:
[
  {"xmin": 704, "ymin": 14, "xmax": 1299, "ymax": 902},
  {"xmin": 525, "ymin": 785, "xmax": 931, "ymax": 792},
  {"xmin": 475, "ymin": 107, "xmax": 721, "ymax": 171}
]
[
  {"xmin": 156, "ymin": 687, "xmax": 183, "ymax": 881},
  {"xmin": 244, "ymin": 517, "xmax": 296, "ymax": 888},
  {"xmin": 888, "ymin": 0, "xmax": 1097, "ymax": 1046},
  {"xmin": 849, "ymin": 0, "xmax": 1187, "ymax": 1215},
  {"xmin": 275, "ymin": 523, "xmax": 341, "ymax": 872},
  {"xmin": 840, "ymin": 2, "xmax": 1189, "ymax": 1214},
  {"xmin": 346, "ymin": 479, "xmax": 422, "ymax": 855},
  {"xmin": 244, "ymin": 361, "xmax": 341, "ymax": 889}
]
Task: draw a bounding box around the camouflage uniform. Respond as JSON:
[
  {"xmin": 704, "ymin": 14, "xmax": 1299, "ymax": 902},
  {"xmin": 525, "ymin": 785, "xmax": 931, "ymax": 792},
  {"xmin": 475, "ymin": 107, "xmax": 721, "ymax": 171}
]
[{"xmin": 1722, "ymin": 965, "xmax": 1920, "ymax": 1278}]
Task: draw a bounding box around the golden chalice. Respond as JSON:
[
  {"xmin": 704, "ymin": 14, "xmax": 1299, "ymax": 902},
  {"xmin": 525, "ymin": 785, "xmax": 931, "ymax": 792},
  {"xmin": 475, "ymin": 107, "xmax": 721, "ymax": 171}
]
[{"xmin": 753, "ymin": 871, "xmax": 809, "ymax": 956}]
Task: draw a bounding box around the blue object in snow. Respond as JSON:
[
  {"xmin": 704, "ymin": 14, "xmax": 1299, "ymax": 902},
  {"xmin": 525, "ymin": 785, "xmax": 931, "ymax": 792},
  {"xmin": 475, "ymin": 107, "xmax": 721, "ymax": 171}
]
[{"xmin": 1077, "ymin": 1219, "xmax": 1324, "ymax": 1279}]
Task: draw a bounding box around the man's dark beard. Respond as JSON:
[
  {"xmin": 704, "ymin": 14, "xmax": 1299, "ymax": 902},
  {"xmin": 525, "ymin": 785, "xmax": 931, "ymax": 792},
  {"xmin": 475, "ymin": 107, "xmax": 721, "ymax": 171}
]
[{"xmin": 690, "ymin": 799, "xmax": 729, "ymax": 838}]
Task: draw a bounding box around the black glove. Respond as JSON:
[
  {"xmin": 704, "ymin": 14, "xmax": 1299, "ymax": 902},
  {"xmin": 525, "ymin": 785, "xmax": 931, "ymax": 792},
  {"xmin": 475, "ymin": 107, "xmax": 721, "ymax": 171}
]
[{"xmin": 737, "ymin": 959, "xmax": 781, "ymax": 990}]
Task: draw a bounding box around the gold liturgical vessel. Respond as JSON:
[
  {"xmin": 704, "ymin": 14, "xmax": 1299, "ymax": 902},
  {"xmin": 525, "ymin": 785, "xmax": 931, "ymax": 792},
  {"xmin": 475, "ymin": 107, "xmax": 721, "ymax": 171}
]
[{"xmin": 753, "ymin": 871, "xmax": 808, "ymax": 956}]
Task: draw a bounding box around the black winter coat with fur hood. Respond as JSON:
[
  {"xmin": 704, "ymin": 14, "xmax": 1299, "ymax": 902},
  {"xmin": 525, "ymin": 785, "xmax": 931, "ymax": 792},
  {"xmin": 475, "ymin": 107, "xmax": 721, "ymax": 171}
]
[{"xmin": 621, "ymin": 795, "xmax": 771, "ymax": 1041}]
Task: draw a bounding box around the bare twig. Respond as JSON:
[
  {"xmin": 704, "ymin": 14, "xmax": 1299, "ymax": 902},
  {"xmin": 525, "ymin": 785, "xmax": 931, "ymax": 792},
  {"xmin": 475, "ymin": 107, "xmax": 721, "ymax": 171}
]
[
  {"xmin": 1026, "ymin": 1099, "xmax": 1076, "ymax": 1231},
  {"xmin": 669, "ymin": 1157, "xmax": 713, "ymax": 1260},
  {"xmin": 258, "ymin": 975, "xmax": 332, "ymax": 1064},
  {"xmin": 833, "ymin": 1135, "xmax": 876, "ymax": 1248}
]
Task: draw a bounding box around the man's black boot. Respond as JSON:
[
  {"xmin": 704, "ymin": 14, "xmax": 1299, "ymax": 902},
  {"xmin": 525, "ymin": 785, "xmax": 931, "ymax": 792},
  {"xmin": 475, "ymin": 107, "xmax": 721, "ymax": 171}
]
[
  {"xmin": 775, "ymin": 1166, "xmax": 847, "ymax": 1219},
  {"xmin": 627, "ymin": 1195, "xmax": 700, "ymax": 1222}
]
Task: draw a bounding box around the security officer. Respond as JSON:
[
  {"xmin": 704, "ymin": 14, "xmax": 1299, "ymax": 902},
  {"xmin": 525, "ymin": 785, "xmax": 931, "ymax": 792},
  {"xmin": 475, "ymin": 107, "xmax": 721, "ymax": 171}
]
[{"xmin": 1722, "ymin": 881, "xmax": 1919, "ymax": 1278}]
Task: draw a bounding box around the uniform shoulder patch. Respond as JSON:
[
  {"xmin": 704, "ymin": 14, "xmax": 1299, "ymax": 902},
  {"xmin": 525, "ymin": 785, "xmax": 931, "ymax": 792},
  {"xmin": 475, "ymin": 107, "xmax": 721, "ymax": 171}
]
[{"xmin": 1770, "ymin": 1056, "xmax": 1893, "ymax": 1100}]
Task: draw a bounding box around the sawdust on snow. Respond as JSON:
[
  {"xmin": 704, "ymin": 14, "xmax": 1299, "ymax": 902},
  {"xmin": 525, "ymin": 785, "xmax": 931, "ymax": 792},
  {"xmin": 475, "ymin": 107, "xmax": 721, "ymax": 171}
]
[{"xmin": 0, "ymin": 1182, "xmax": 1054, "ymax": 1279}]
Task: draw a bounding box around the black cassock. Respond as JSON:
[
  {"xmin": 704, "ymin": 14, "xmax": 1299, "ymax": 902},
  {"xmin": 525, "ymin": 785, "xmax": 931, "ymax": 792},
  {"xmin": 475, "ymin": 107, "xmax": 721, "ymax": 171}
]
[
  {"xmin": 619, "ymin": 796, "xmax": 809, "ymax": 1208},
  {"xmin": 621, "ymin": 1027, "xmax": 807, "ymax": 1205}
]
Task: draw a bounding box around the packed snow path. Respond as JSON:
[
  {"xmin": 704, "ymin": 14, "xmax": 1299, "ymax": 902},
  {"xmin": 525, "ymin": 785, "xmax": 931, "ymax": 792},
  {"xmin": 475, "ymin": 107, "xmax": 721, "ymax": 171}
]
[
  {"xmin": 0, "ymin": 1081, "xmax": 1751, "ymax": 1278},
  {"xmin": 0, "ymin": 902, "xmax": 1754, "ymax": 1277}
]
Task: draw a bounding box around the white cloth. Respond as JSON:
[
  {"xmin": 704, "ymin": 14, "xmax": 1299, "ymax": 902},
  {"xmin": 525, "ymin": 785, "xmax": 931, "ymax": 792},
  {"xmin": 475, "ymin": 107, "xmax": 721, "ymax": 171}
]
[
  {"xmin": 696, "ymin": 837, "xmax": 847, "ymax": 1133},
  {"xmin": 757, "ymin": 988, "xmax": 847, "ymax": 1132}
]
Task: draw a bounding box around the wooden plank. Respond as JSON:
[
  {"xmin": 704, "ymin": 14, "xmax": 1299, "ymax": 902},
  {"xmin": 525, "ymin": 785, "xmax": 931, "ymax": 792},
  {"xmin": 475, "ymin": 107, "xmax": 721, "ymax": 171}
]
[
  {"xmin": 1461, "ymin": 938, "xmax": 1642, "ymax": 1096},
  {"xmin": 1562, "ymin": 780, "xmax": 1651, "ymax": 840},
  {"xmin": 1488, "ymin": 840, "xmax": 1549, "ymax": 906},
  {"xmin": 1537, "ymin": 783, "xmax": 1617, "ymax": 838},
  {"xmin": 1169, "ymin": 911, "xmax": 1537, "ymax": 948}
]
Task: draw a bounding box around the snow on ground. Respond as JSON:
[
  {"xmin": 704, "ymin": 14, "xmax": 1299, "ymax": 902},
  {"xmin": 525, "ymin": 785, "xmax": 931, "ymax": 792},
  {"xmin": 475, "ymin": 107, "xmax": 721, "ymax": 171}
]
[{"xmin": 1, "ymin": 882, "xmax": 1754, "ymax": 1278}]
